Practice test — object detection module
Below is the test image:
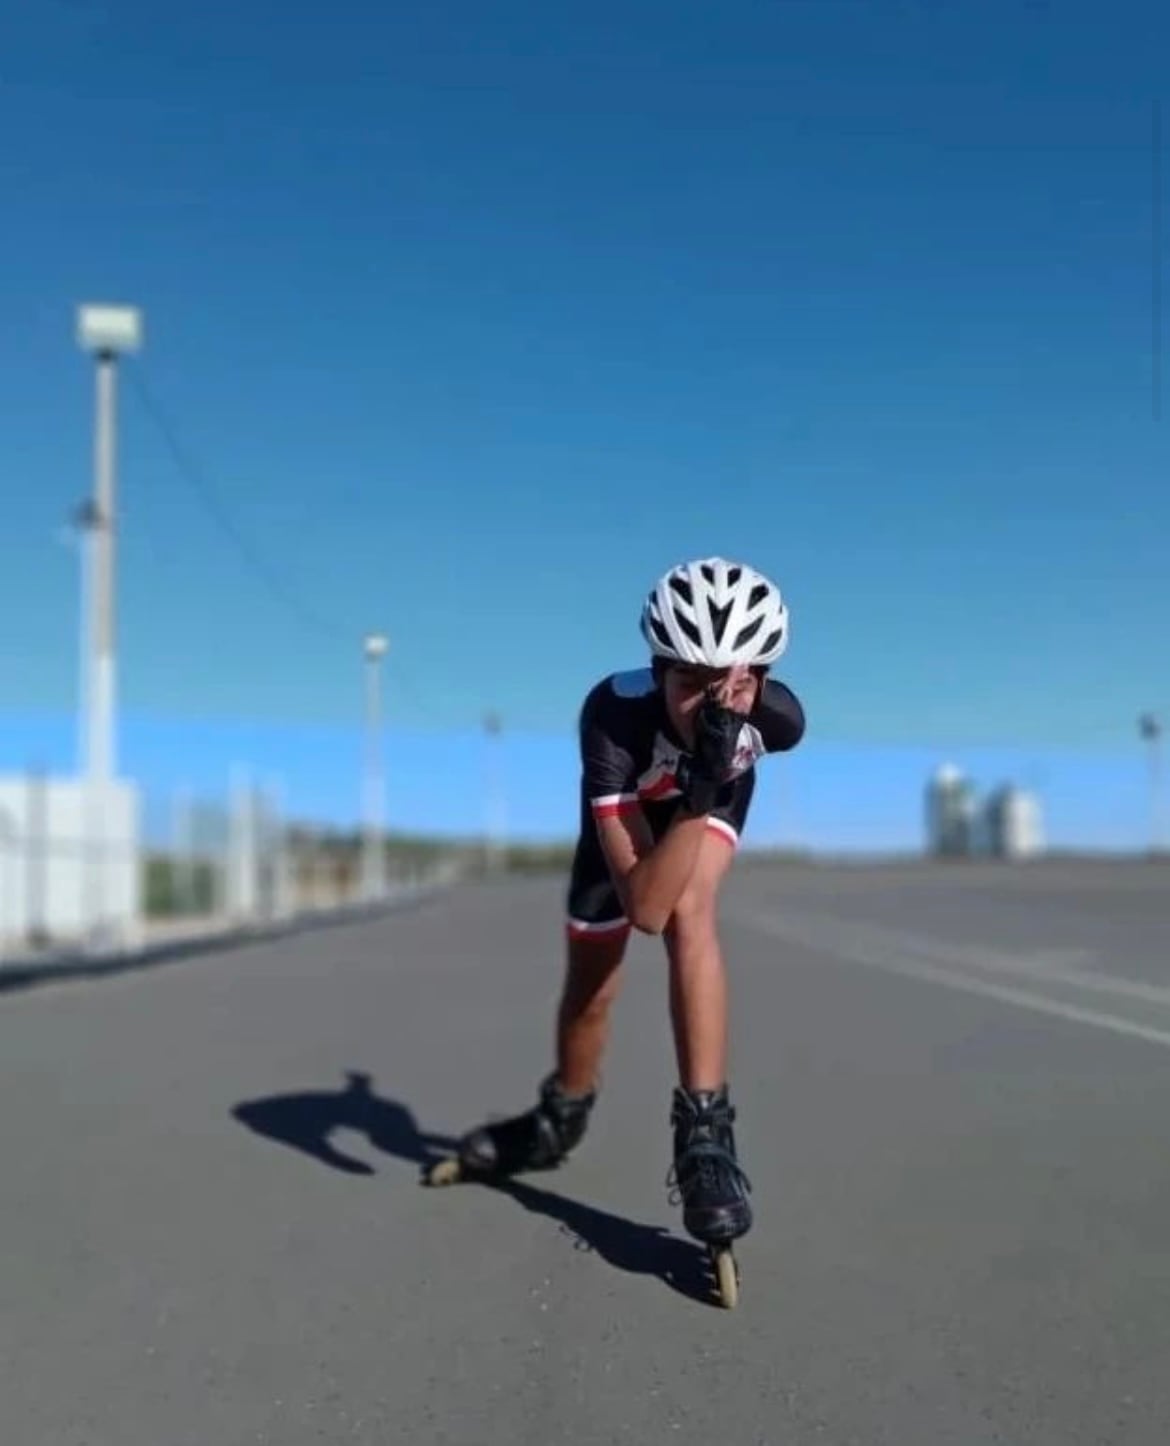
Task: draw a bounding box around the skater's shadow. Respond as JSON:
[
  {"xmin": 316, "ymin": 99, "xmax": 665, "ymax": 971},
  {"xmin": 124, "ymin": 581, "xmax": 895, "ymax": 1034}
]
[
  {"xmin": 231, "ymin": 1070, "xmax": 456, "ymax": 1176},
  {"xmin": 479, "ymin": 1176, "xmax": 712, "ymax": 1305},
  {"xmin": 230, "ymin": 1071, "xmax": 714, "ymax": 1306}
]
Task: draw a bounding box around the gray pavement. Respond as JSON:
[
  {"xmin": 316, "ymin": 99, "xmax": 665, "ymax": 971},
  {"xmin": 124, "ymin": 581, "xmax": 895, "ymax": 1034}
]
[{"xmin": 3, "ymin": 860, "xmax": 1170, "ymax": 1444}]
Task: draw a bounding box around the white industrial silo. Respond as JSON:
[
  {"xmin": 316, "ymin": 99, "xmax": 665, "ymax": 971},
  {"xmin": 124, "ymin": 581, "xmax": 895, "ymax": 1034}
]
[
  {"xmin": 985, "ymin": 785, "xmax": 1045, "ymax": 859},
  {"xmin": 925, "ymin": 764, "xmax": 977, "ymax": 857}
]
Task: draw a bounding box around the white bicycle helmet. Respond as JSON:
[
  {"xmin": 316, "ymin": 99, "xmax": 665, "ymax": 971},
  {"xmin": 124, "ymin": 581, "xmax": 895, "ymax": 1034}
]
[{"xmin": 640, "ymin": 557, "xmax": 789, "ymax": 667}]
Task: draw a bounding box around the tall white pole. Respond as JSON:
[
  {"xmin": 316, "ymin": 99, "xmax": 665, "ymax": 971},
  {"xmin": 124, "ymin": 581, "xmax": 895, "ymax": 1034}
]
[
  {"xmin": 76, "ymin": 306, "xmax": 141, "ymax": 947},
  {"xmin": 484, "ymin": 711, "xmax": 506, "ymax": 872},
  {"xmin": 362, "ymin": 635, "xmax": 388, "ymax": 900},
  {"xmin": 74, "ymin": 500, "xmax": 95, "ymax": 775},
  {"xmin": 1141, "ymin": 714, "xmax": 1164, "ymax": 853},
  {"xmin": 89, "ymin": 351, "xmax": 118, "ymax": 784},
  {"xmin": 76, "ymin": 305, "xmax": 141, "ymax": 787}
]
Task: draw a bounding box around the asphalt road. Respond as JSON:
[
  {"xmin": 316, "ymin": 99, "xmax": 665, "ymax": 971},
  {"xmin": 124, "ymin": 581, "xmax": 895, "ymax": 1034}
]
[{"xmin": 4, "ymin": 859, "xmax": 1170, "ymax": 1445}]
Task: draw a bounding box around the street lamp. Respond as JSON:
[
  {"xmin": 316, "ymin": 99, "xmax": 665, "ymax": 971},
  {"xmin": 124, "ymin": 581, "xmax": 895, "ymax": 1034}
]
[
  {"xmin": 75, "ymin": 304, "xmax": 141, "ymax": 949},
  {"xmin": 76, "ymin": 303, "xmax": 142, "ymax": 785},
  {"xmin": 483, "ymin": 711, "xmax": 506, "ymax": 873},
  {"xmin": 361, "ymin": 634, "xmax": 389, "ymax": 900},
  {"xmin": 1139, "ymin": 713, "xmax": 1164, "ymax": 854}
]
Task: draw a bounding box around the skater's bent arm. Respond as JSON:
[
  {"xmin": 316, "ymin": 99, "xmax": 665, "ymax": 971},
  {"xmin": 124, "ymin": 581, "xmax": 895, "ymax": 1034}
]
[{"xmin": 595, "ymin": 808, "xmax": 710, "ymax": 936}]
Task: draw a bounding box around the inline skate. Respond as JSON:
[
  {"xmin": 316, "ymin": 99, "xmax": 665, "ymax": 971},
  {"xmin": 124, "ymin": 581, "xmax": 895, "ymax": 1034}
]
[
  {"xmin": 424, "ymin": 1072, "xmax": 596, "ymax": 1186},
  {"xmin": 667, "ymin": 1083, "xmax": 753, "ymax": 1308}
]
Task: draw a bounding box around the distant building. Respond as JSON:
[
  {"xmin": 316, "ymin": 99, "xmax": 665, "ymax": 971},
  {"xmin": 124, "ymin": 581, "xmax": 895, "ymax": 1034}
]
[
  {"xmin": 925, "ymin": 764, "xmax": 978, "ymax": 857},
  {"xmin": 968, "ymin": 798, "xmax": 995, "ymax": 857},
  {"xmin": 984, "ymin": 785, "xmax": 1045, "ymax": 859}
]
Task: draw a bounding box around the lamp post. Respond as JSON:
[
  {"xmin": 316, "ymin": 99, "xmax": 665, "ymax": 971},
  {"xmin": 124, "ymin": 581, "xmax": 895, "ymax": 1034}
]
[
  {"xmin": 75, "ymin": 304, "xmax": 141, "ymax": 947},
  {"xmin": 1139, "ymin": 713, "xmax": 1164, "ymax": 854},
  {"xmin": 362, "ymin": 634, "xmax": 389, "ymax": 899},
  {"xmin": 483, "ymin": 711, "xmax": 506, "ymax": 873},
  {"xmin": 75, "ymin": 304, "xmax": 142, "ymax": 786}
]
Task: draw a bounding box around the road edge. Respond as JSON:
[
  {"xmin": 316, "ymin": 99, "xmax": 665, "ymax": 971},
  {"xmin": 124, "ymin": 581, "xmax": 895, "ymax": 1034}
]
[{"xmin": 0, "ymin": 877, "xmax": 457, "ymax": 998}]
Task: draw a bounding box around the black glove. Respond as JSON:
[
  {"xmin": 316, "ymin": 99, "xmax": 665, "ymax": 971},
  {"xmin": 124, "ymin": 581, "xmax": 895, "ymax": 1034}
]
[{"xmin": 675, "ymin": 696, "xmax": 744, "ymax": 814}]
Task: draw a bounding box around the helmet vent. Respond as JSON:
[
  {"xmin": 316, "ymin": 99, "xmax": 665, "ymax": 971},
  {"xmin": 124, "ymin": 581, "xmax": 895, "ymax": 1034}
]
[
  {"xmin": 734, "ymin": 614, "xmax": 764, "ymax": 649},
  {"xmin": 668, "ymin": 575, "xmax": 694, "ymax": 605},
  {"xmin": 677, "ymin": 613, "xmax": 703, "ymax": 647},
  {"xmin": 649, "ymin": 614, "xmax": 673, "ymax": 649}
]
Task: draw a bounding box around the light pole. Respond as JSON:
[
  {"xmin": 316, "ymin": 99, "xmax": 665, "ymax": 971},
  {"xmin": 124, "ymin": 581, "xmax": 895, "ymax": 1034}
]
[
  {"xmin": 361, "ymin": 634, "xmax": 389, "ymax": 900},
  {"xmin": 75, "ymin": 304, "xmax": 142, "ymax": 786},
  {"xmin": 1139, "ymin": 713, "xmax": 1163, "ymax": 854},
  {"xmin": 75, "ymin": 305, "xmax": 141, "ymax": 947},
  {"xmin": 483, "ymin": 711, "xmax": 506, "ymax": 873}
]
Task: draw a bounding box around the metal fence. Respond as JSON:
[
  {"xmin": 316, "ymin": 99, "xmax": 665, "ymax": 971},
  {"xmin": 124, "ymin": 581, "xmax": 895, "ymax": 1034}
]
[{"xmin": 0, "ymin": 769, "xmax": 466, "ymax": 968}]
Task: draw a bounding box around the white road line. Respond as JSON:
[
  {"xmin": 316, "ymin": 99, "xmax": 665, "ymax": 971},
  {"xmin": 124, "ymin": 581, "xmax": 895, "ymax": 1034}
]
[
  {"xmin": 732, "ymin": 908, "xmax": 1170, "ymax": 1052},
  {"xmin": 793, "ymin": 913, "xmax": 1170, "ymax": 1009}
]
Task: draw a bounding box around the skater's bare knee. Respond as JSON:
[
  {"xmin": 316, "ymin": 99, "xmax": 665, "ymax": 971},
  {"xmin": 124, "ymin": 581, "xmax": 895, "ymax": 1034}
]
[
  {"xmin": 666, "ymin": 883, "xmax": 721, "ymax": 953},
  {"xmin": 666, "ymin": 831, "xmax": 734, "ymax": 935},
  {"xmin": 669, "ymin": 883, "xmax": 717, "ymax": 929}
]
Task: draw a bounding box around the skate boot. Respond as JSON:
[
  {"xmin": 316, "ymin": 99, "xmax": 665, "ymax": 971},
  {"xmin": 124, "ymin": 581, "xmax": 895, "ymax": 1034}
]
[
  {"xmin": 425, "ymin": 1072, "xmax": 596, "ymax": 1186},
  {"xmin": 666, "ymin": 1084, "xmax": 753, "ymax": 1308}
]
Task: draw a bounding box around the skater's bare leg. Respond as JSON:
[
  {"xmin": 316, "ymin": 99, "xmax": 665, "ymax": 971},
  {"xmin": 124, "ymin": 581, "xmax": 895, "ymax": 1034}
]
[
  {"xmin": 661, "ymin": 831, "xmax": 751, "ymax": 1248},
  {"xmin": 663, "ymin": 832, "xmax": 736, "ymax": 1091},
  {"xmin": 556, "ymin": 930, "xmax": 628, "ymax": 1096}
]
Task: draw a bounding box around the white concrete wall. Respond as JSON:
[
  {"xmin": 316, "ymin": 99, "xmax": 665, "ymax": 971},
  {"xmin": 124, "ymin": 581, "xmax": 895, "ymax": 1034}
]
[{"xmin": 0, "ymin": 776, "xmax": 141, "ymax": 943}]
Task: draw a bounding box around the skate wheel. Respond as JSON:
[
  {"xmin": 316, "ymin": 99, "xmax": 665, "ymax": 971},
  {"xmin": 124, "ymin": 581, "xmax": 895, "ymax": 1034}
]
[
  {"xmin": 425, "ymin": 1157, "xmax": 463, "ymax": 1187},
  {"xmin": 711, "ymin": 1245, "xmax": 739, "ymax": 1309}
]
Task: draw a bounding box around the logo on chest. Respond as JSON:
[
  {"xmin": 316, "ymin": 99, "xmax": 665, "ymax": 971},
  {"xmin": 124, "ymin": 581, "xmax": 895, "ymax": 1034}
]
[{"xmin": 635, "ymin": 724, "xmax": 763, "ymax": 803}]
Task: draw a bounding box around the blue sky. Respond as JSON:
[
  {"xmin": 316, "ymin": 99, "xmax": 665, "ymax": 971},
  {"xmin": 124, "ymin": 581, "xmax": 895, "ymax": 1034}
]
[{"xmin": 0, "ymin": 0, "xmax": 1166, "ymax": 847}]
